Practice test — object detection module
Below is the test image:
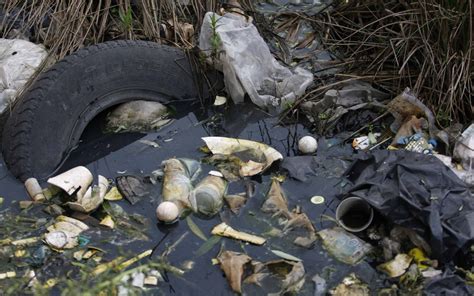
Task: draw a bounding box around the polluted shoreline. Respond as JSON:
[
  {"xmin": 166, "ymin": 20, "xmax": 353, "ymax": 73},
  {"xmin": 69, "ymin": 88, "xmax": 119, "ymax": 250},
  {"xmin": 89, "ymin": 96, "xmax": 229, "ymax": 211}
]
[{"xmin": 0, "ymin": 0, "xmax": 473, "ymax": 295}]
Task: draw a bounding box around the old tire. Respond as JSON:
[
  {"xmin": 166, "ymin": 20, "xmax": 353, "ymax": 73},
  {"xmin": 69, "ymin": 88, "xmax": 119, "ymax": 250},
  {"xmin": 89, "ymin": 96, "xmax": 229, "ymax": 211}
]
[{"xmin": 2, "ymin": 40, "xmax": 217, "ymax": 181}]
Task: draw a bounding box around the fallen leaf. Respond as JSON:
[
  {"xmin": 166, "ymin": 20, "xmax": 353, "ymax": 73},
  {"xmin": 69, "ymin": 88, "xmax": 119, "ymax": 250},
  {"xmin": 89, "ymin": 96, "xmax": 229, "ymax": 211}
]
[
  {"xmin": 186, "ymin": 216, "xmax": 207, "ymax": 241},
  {"xmin": 217, "ymin": 251, "xmax": 252, "ymax": 293}
]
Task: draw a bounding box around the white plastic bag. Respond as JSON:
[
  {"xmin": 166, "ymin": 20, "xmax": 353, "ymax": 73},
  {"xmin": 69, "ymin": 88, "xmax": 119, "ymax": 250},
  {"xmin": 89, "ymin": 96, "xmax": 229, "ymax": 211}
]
[
  {"xmin": 199, "ymin": 12, "xmax": 313, "ymax": 110},
  {"xmin": 0, "ymin": 39, "xmax": 47, "ymax": 113}
]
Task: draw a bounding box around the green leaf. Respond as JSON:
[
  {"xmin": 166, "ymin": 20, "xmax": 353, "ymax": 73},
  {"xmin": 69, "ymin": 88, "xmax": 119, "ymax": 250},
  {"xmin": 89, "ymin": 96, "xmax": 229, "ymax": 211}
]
[
  {"xmin": 194, "ymin": 236, "xmax": 221, "ymax": 257},
  {"xmin": 270, "ymin": 249, "xmax": 302, "ymax": 262},
  {"xmin": 186, "ymin": 216, "xmax": 207, "ymax": 241}
]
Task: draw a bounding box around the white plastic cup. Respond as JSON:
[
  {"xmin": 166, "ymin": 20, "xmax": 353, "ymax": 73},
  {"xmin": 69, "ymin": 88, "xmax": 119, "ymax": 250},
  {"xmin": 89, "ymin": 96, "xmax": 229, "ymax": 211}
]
[{"xmin": 336, "ymin": 197, "xmax": 374, "ymax": 232}]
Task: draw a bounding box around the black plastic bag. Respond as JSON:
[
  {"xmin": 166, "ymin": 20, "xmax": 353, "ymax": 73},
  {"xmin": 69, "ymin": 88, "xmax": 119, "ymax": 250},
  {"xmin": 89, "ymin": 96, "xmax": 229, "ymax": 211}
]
[{"xmin": 343, "ymin": 150, "xmax": 474, "ymax": 261}]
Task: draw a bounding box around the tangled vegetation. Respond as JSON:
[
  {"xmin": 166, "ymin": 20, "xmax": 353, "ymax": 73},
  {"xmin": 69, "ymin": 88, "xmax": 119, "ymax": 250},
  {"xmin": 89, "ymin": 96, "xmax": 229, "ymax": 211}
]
[{"xmin": 1, "ymin": 0, "xmax": 471, "ymax": 124}]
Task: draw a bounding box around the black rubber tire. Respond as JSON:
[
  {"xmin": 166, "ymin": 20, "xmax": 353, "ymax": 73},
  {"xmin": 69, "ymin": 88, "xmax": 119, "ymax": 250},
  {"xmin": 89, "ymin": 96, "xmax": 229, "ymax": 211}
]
[{"xmin": 2, "ymin": 40, "xmax": 217, "ymax": 181}]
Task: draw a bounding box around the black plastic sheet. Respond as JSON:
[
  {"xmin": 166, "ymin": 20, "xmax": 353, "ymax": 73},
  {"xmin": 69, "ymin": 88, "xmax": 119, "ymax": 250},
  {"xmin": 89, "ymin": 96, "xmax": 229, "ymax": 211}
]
[
  {"xmin": 343, "ymin": 150, "xmax": 474, "ymax": 261},
  {"xmin": 423, "ymin": 272, "xmax": 473, "ymax": 296}
]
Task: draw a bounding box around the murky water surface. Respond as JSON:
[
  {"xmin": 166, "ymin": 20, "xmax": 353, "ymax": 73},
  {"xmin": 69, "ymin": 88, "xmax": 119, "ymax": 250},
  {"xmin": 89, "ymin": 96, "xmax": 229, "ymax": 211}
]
[{"xmin": 0, "ymin": 103, "xmax": 384, "ymax": 295}]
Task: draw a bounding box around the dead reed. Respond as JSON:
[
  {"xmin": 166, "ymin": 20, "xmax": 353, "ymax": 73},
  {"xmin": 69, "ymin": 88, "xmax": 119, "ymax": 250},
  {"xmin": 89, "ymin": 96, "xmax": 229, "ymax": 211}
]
[{"xmin": 305, "ymin": 0, "xmax": 472, "ymax": 125}]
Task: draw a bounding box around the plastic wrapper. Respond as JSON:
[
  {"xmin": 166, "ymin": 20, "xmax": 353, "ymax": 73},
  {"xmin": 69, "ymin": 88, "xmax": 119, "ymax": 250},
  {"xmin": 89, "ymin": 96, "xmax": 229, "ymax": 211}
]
[
  {"xmin": 199, "ymin": 12, "xmax": 312, "ymax": 110},
  {"xmin": 0, "ymin": 38, "xmax": 47, "ymax": 113}
]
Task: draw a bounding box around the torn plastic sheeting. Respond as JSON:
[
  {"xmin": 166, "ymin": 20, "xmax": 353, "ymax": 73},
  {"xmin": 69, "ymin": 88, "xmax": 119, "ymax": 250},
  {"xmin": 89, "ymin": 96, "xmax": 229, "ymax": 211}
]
[
  {"xmin": 454, "ymin": 123, "xmax": 474, "ymax": 171},
  {"xmin": 0, "ymin": 38, "xmax": 47, "ymax": 113},
  {"xmin": 423, "ymin": 272, "xmax": 473, "ymax": 296},
  {"xmin": 343, "ymin": 150, "xmax": 474, "ymax": 261},
  {"xmin": 199, "ymin": 12, "xmax": 313, "ymax": 110}
]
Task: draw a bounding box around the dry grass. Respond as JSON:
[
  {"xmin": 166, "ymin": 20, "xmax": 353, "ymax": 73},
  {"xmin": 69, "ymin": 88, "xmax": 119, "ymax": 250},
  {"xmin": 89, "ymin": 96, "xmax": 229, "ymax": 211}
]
[
  {"xmin": 303, "ymin": 0, "xmax": 473, "ymax": 125},
  {"xmin": 1, "ymin": 0, "xmax": 219, "ymax": 59},
  {"xmin": 1, "ymin": 0, "xmax": 471, "ymax": 124}
]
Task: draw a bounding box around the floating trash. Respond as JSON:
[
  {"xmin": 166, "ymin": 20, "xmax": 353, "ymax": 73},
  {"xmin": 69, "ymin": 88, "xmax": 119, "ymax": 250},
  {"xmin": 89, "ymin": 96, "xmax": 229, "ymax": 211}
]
[
  {"xmin": 318, "ymin": 227, "xmax": 372, "ymax": 265},
  {"xmin": 211, "ymin": 222, "xmax": 266, "ymax": 245},
  {"xmin": 310, "ymin": 195, "xmax": 325, "ymax": 204},
  {"xmin": 298, "ymin": 136, "xmax": 318, "ymax": 154}
]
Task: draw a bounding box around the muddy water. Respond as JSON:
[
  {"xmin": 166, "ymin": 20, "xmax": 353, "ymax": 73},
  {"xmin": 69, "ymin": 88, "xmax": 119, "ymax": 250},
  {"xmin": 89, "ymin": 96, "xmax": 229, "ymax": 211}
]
[{"xmin": 0, "ymin": 103, "xmax": 384, "ymax": 295}]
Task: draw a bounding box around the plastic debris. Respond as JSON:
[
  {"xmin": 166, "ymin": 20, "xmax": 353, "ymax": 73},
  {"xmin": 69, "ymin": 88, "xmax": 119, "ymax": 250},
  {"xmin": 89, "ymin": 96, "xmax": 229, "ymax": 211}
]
[
  {"xmin": 66, "ymin": 175, "xmax": 108, "ymax": 213},
  {"xmin": 0, "ymin": 271, "xmax": 16, "ymax": 280},
  {"xmin": 352, "ymin": 133, "xmax": 381, "ymax": 150},
  {"xmin": 73, "ymin": 248, "xmax": 100, "ymax": 261},
  {"xmin": 377, "ymin": 254, "xmax": 412, "ymax": 278},
  {"xmin": 454, "ymin": 123, "xmax": 474, "ymax": 171},
  {"xmin": 312, "ymin": 274, "xmax": 327, "ymax": 296},
  {"xmin": 99, "ymin": 215, "xmax": 115, "ymax": 229},
  {"xmin": 409, "ymin": 248, "xmax": 436, "ymax": 270},
  {"xmin": 391, "ymin": 115, "xmax": 428, "ymax": 146},
  {"xmin": 104, "ymin": 187, "xmax": 123, "ymax": 201},
  {"xmin": 344, "ymin": 150, "xmax": 474, "ymax": 261},
  {"xmin": 48, "ymin": 166, "xmax": 93, "ymax": 199},
  {"xmin": 298, "ymin": 136, "xmax": 318, "ymax": 154},
  {"xmin": 202, "ymin": 137, "xmax": 283, "ymax": 177},
  {"xmin": 159, "ymin": 158, "xmax": 200, "ymax": 214},
  {"xmin": 199, "ymin": 12, "xmax": 313, "ymax": 110},
  {"xmin": 188, "ymin": 171, "xmax": 226, "ymax": 216},
  {"xmin": 281, "ymin": 155, "xmax": 350, "ymax": 182},
  {"xmin": 211, "ymin": 222, "xmax": 266, "ymax": 245},
  {"xmin": 0, "ymin": 38, "xmax": 47, "ymax": 113},
  {"xmin": 310, "ymin": 196, "xmax": 325, "ymax": 205},
  {"xmin": 214, "ymin": 95, "xmax": 227, "ymax": 106},
  {"xmin": 116, "ymin": 175, "xmax": 148, "ymax": 205},
  {"xmin": 143, "ymin": 275, "xmax": 159, "ymax": 286},
  {"xmin": 318, "ymin": 227, "xmax": 372, "ymax": 265},
  {"xmin": 387, "ymin": 88, "xmax": 437, "ymax": 139},
  {"xmin": 105, "ymin": 100, "xmax": 171, "ymax": 133},
  {"xmin": 24, "ymin": 178, "xmax": 45, "ymax": 201},
  {"xmin": 11, "ymin": 237, "xmax": 40, "ymax": 246},
  {"xmin": 300, "ymin": 81, "xmax": 389, "ymax": 134},
  {"xmin": 335, "ymin": 197, "xmax": 374, "ymax": 232},
  {"xmin": 44, "ymin": 215, "xmax": 89, "ymax": 250},
  {"xmin": 331, "ymin": 273, "xmax": 369, "ymax": 296},
  {"xmin": 131, "ymin": 271, "xmax": 145, "ymax": 288}
]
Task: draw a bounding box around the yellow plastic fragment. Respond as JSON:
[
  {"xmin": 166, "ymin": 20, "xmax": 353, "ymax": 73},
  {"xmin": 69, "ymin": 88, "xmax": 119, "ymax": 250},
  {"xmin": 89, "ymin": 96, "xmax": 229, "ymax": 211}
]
[
  {"xmin": 409, "ymin": 248, "xmax": 430, "ymax": 270},
  {"xmin": 144, "ymin": 276, "xmax": 158, "ymax": 286},
  {"xmin": 104, "ymin": 187, "xmax": 123, "ymax": 201},
  {"xmin": 0, "ymin": 271, "xmax": 16, "ymax": 280},
  {"xmin": 211, "ymin": 222, "xmax": 266, "ymax": 245},
  {"xmin": 43, "ymin": 278, "xmax": 57, "ymax": 288},
  {"xmin": 11, "ymin": 237, "xmax": 40, "ymax": 246},
  {"xmin": 14, "ymin": 249, "xmax": 26, "ymax": 257},
  {"xmin": 0, "ymin": 239, "xmax": 12, "ymax": 245},
  {"xmin": 100, "ymin": 215, "xmax": 115, "ymax": 229}
]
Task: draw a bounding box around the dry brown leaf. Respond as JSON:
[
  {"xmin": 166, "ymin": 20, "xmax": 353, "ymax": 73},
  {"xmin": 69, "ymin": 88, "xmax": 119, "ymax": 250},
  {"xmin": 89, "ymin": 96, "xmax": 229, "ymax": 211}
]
[{"xmin": 217, "ymin": 251, "xmax": 252, "ymax": 293}]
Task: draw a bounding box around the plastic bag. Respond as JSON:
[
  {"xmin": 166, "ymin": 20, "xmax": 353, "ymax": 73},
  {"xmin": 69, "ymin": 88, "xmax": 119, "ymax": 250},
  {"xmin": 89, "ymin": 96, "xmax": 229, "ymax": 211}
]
[
  {"xmin": 344, "ymin": 150, "xmax": 474, "ymax": 261},
  {"xmin": 199, "ymin": 12, "xmax": 313, "ymax": 110},
  {"xmin": 0, "ymin": 38, "xmax": 47, "ymax": 113}
]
